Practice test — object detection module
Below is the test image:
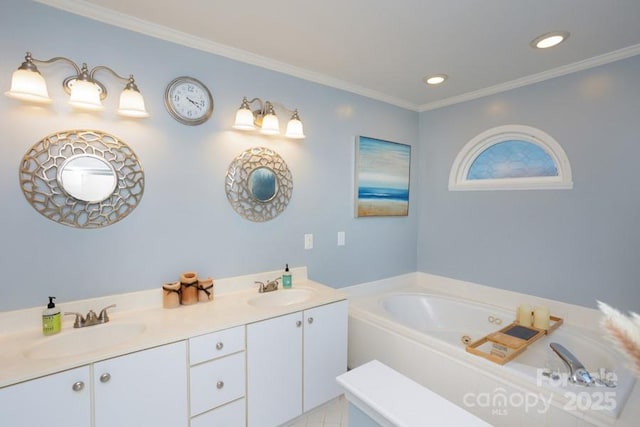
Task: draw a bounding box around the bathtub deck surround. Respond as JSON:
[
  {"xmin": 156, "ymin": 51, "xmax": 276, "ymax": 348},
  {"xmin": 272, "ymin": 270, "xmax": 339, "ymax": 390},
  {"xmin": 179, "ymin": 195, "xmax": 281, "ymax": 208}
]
[
  {"xmin": 337, "ymin": 359, "xmax": 490, "ymax": 426},
  {"xmin": 347, "ymin": 272, "xmax": 610, "ymax": 330},
  {"xmin": 346, "ymin": 272, "xmax": 640, "ymax": 426}
]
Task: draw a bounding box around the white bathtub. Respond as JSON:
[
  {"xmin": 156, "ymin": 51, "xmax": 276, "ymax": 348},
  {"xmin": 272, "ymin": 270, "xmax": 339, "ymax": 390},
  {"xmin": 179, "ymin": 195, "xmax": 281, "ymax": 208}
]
[{"xmin": 347, "ymin": 274, "xmax": 638, "ymax": 427}]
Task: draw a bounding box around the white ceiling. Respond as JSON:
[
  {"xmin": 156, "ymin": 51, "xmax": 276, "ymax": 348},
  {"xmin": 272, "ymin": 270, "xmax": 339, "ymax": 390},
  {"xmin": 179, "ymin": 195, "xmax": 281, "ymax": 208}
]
[{"xmin": 38, "ymin": 0, "xmax": 640, "ymax": 111}]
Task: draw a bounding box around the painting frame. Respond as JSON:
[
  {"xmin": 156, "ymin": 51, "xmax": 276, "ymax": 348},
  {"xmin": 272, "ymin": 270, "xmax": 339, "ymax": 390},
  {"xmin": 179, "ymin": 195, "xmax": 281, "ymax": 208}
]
[{"xmin": 354, "ymin": 136, "xmax": 411, "ymax": 217}]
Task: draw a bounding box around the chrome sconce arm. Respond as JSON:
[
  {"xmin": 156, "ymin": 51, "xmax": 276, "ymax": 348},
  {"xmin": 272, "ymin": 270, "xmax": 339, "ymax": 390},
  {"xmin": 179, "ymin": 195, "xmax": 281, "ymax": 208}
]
[
  {"xmin": 233, "ymin": 96, "xmax": 305, "ymax": 139},
  {"xmin": 5, "ymin": 51, "xmax": 149, "ymax": 118},
  {"xmin": 87, "ymin": 65, "xmax": 148, "ymax": 118}
]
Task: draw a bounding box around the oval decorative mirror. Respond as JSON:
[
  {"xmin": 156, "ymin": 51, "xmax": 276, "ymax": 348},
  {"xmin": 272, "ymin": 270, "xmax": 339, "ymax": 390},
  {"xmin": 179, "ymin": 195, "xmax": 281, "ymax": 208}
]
[
  {"xmin": 57, "ymin": 154, "xmax": 118, "ymax": 203},
  {"xmin": 225, "ymin": 147, "xmax": 293, "ymax": 222},
  {"xmin": 248, "ymin": 167, "xmax": 279, "ymax": 202},
  {"xmin": 19, "ymin": 130, "xmax": 144, "ymax": 228}
]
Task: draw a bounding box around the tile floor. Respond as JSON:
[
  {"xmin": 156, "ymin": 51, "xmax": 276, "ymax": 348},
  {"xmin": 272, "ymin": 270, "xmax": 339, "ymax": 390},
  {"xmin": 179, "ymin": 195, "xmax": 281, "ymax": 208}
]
[{"xmin": 284, "ymin": 395, "xmax": 349, "ymax": 427}]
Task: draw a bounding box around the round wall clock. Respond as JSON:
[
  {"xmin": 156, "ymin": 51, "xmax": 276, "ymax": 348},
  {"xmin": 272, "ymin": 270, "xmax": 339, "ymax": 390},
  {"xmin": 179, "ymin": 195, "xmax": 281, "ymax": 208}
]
[{"xmin": 164, "ymin": 76, "xmax": 214, "ymax": 125}]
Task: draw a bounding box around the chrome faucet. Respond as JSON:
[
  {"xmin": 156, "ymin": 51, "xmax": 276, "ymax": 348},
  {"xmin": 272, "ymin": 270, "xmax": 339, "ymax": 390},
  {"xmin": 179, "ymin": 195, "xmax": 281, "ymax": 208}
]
[
  {"xmin": 256, "ymin": 279, "xmax": 279, "ymax": 293},
  {"xmin": 549, "ymin": 342, "xmax": 596, "ymax": 386},
  {"xmin": 65, "ymin": 304, "xmax": 116, "ymax": 328}
]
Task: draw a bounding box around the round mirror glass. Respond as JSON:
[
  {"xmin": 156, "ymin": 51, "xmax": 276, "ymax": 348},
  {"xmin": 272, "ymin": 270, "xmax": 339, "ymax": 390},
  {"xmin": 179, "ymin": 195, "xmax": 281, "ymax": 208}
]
[
  {"xmin": 248, "ymin": 167, "xmax": 278, "ymax": 202},
  {"xmin": 58, "ymin": 155, "xmax": 118, "ymax": 203}
]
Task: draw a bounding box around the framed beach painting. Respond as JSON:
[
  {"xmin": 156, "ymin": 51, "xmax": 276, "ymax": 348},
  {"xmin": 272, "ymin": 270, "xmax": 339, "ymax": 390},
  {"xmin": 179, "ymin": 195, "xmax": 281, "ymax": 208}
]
[{"xmin": 355, "ymin": 136, "xmax": 411, "ymax": 217}]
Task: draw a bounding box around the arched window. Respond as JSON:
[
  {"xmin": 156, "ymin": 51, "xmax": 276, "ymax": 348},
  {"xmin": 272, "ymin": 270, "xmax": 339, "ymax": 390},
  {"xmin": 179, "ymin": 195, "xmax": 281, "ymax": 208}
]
[{"xmin": 449, "ymin": 125, "xmax": 572, "ymax": 191}]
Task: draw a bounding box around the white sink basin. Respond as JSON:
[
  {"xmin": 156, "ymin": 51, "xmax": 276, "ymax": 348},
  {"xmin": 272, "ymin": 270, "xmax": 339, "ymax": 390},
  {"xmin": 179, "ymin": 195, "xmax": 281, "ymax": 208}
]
[
  {"xmin": 247, "ymin": 288, "xmax": 315, "ymax": 308},
  {"xmin": 24, "ymin": 322, "xmax": 146, "ymax": 360}
]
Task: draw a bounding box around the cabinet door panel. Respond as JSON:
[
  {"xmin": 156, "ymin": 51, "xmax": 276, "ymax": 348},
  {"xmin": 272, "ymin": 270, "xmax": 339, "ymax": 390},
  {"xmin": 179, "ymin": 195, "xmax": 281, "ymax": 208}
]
[
  {"xmin": 94, "ymin": 341, "xmax": 188, "ymax": 427},
  {"xmin": 304, "ymin": 300, "xmax": 348, "ymax": 411},
  {"xmin": 247, "ymin": 311, "xmax": 302, "ymax": 427},
  {"xmin": 0, "ymin": 366, "xmax": 90, "ymax": 427}
]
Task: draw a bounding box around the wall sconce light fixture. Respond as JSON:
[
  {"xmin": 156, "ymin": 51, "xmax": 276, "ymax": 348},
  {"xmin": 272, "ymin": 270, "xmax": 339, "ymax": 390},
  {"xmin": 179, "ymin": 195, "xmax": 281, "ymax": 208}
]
[
  {"xmin": 233, "ymin": 97, "xmax": 305, "ymax": 139},
  {"xmin": 5, "ymin": 51, "xmax": 149, "ymax": 118}
]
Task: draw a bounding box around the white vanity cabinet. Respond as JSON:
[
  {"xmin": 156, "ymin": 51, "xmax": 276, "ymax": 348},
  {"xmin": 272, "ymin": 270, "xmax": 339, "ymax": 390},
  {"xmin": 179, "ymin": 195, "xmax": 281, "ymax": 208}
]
[
  {"xmin": 0, "ymin": 342, "xmax": 186, "ymax": 427},
  {"xmin": 0, "ymin": 275, "xmax": 346, "ymax": 427},
  {"xmin": 93, "ymin": 340, "xmax": 188, "ymax": 427},
  {"xmin": 189, "ymin": 325, "xmax": 246, "ymax": 426},
  {"xmin": 0, "ymin": 365, "xmax": 91, "ymax": 427},
  {"xmin": 302, "ymin": 300, "xmax": 349, "ymax": 411},
  {"xmin": 247, "ymin": 311, "xmax": 303, "ymax": 426},
  {"xmin": 247, "ymin": 300, "xmax": 348, "ymax": 427}
]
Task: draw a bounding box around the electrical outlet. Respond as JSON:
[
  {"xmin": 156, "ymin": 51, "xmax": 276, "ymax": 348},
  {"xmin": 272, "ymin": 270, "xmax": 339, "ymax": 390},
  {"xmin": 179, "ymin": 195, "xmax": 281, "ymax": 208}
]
[
  {"xmin": 337, "ymin": 231, "xmax": 346, "ymax": 246},
  {"xmin": 304, "ymin": 233, "xmax": 313, "ymax": 250}
]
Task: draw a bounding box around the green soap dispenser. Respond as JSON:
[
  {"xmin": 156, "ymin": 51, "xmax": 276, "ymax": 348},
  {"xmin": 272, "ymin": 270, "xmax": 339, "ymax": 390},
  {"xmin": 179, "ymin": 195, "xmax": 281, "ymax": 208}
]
[
  {"xmin": 282, "ymin": 264, "xmax": 292, "ymax": 289},
  {"xmin": 42, "ymin": 296, "xmax": 61, "ymax": 336}
]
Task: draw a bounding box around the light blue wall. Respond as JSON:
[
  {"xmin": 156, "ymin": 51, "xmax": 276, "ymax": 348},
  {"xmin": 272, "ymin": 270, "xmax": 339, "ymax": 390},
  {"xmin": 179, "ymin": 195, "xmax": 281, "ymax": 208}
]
[
  {"xmin": 3, "ymin": 1, "xmax": 637, "ymax": 314},
  {"xmin": 418, "ymin": 55, "xmax": 640, "ymax": 312},
  {"xmin": 0, "ymin": 0, "xmax": 418, "ymax": 311}
]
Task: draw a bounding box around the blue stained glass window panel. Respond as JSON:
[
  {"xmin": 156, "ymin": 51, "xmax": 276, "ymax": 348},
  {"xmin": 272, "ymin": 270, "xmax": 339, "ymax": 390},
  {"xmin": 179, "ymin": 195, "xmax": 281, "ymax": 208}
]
[{"xmin": 467, "ymin": 140, "xmax": 558, "ymax": 180}]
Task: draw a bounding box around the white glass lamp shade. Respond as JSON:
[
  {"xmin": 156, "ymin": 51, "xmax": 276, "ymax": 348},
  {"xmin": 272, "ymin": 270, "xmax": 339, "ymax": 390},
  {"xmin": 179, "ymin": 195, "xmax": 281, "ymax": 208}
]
[
  {"xmin": 5, "ymin": 68, "xmax": 52, "ymax": 104},
  {"xmin": 260, "ymin": 113, "xmax": 280, "ymax": 135},
  {"xmin": 118, "ymin": 88, "xmax": 149, "ymax": 118},
  {"xmin": 233, "ymin": 107, "xmax": 256, "ymax": 130},
  {"xmin": 68, "ymin": 79, "xmax": 104, "ymax": 111},
  {"xmin": 285, "ymin": 117, "xmax": 305, "ymax": 139}
]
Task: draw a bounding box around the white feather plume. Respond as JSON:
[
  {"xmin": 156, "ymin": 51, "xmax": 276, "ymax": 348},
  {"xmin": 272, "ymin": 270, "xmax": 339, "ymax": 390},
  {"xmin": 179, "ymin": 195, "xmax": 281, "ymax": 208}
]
[{"xmin": 598, "ymin": 301, "xmax": 640, "ymax": 376}]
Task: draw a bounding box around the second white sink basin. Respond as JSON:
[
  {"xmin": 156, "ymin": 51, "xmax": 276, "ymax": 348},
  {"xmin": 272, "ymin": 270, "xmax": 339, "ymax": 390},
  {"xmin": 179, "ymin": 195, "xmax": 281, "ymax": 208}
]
[
  {"xmin": 247, "ymin": 288, "xmax": 315, "ymax": 308},
  {"xmin": 24, "ymin": 322, "xmax": 146, "ymax": 360}
]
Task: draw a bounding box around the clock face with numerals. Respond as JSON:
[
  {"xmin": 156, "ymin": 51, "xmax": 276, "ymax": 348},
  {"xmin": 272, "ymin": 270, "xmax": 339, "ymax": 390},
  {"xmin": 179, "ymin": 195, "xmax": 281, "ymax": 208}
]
[{"xmin": 164, "ymin": 76, "xmax": 214, "ymax": 125}]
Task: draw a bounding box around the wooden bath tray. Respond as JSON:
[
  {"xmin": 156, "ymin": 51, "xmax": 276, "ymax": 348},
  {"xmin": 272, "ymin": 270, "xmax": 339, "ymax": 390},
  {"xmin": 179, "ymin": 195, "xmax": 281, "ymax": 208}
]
[{"xmin": 466, "ymin": 315, "xmax": 563, "ymax": 365}]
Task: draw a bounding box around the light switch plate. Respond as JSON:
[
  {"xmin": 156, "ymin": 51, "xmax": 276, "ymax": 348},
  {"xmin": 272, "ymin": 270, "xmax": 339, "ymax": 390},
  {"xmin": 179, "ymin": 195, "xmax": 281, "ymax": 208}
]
[
  {"xmin": 304, "ymin": 233, "xmax": 313, "ymax": 250},
  {"xmin": 337, "ymin": 231, "xmax": 346, "ymax": 246}
]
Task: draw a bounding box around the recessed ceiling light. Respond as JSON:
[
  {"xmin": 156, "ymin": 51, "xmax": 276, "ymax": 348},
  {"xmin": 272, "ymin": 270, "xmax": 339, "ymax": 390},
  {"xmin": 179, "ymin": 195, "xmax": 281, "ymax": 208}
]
[
  {"xmin": 423, "ymin": 74, "xmax": 448, "ymax": 86},
  {"xmin": 530, "ymin": 31, "xmax": 570, "ymax": 49}
]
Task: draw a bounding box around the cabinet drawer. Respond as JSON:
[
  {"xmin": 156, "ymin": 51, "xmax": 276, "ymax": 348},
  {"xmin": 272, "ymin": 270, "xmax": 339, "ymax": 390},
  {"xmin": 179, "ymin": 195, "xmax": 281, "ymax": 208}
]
[
  {"xmin": 190, "ymin": 398, "xmax": 245, "ymax": 427},
  {"xmin": 190, "ymin": 351, "xmax": 245, "ymax": 416},
  {"xmin": 189, "ymin": 325, "xmax": 245, "ymax": 365}
]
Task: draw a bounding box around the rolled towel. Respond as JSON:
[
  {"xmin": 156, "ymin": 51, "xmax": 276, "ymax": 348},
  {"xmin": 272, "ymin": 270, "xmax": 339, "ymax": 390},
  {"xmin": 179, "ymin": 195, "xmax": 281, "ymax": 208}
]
[
  {"xmin": 198, "ymin": 277, "xmax": 214, "ymax": 302},
  {"xmin": 162, "ymin": 281, "xmax": 181, "ymax": 309},
  {"xmin": 180, "ymin": 271, "xmax": 199, "ymax": 305}
]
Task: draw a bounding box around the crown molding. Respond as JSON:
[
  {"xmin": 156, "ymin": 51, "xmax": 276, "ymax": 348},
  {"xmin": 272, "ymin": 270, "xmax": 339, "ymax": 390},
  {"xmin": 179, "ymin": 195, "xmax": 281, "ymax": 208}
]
[
  {"xmin": 418, "ymin": 43, "xmax": 640, "ymax": 112},
  {"xmin": 36, "ymin": 1, "xmax": 640, "ymax": 113},
  {"xmin": 35, "ymin": 0, "xmax": 418, "ymax": 111}
]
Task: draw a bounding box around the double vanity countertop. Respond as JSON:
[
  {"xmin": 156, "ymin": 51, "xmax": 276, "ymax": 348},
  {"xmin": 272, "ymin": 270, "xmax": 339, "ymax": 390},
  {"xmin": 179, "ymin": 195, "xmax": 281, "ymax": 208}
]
[{"xmin": 0, "ymin": 267, "xmax": 347, "ymax": 388}]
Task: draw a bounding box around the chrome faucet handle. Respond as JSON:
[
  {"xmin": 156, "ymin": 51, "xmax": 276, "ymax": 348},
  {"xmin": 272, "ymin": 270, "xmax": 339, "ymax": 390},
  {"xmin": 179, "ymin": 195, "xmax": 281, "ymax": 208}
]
[
  {"xmin": 550, "ymin": 342, "xmax": 595, "ymax": 386},
  {"xmin": 64, "ymin": 312, "xmax": 85, "ymax": 328},
  {"xmin": 255, "ymin": 281, "xmax": 265, "ymax": 293},
  {"xmin": 98, "ymin": 304, "xmax": 116, "ymax": 323},
  {"xmin": 85, "ymin": 310, "xmax": 99, "ymax": 326}
]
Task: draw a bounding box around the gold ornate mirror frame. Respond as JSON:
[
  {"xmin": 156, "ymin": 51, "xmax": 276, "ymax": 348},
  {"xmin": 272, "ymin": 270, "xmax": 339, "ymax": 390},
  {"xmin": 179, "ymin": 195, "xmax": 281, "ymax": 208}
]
[
  {"xmin": 225, "ymin": 147, "xmax": 293, "ymax": 222},
  {"xmin": 19, "ymin": 130, "xmax": 144, "ymax": 228}
]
